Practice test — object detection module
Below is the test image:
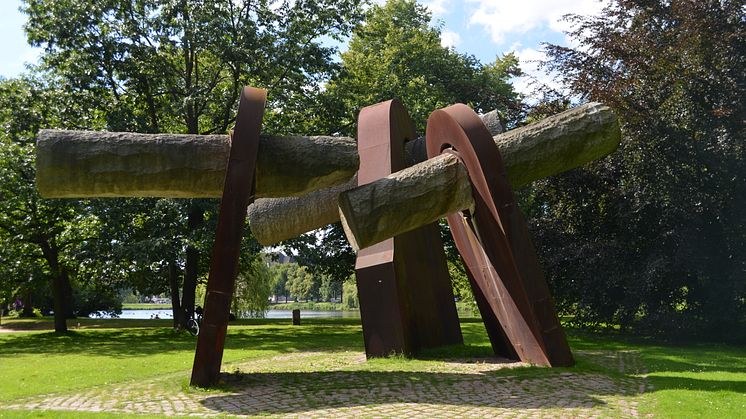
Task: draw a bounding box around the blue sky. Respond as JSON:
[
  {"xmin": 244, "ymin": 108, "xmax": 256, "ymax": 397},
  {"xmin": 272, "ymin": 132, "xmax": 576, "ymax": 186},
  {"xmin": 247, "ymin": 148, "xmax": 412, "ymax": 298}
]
[{"xmin": 0, "ymin": 0, "xmax": 605, "ymax": 97}]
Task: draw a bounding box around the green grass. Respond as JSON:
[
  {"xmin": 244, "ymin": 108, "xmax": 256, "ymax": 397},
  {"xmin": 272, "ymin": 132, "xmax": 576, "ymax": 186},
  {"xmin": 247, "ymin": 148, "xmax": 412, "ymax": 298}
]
[
  {"xmin": 0, "ymin": 317, "xmax": 743, "ymax": 417},
  {"xmin": 637, "ymin": 342, "xmax": 746, "ymax": 417}
]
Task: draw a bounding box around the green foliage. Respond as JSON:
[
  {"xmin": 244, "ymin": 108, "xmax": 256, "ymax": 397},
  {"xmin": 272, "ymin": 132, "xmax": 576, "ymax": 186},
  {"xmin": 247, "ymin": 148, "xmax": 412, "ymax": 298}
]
[
  {"xmin": 447, "ymin": 260, "xmax": 475, "ymax": 311},
  {"xmin": 342, "ymin": 276, "xmax": 359, "ymax": 309},
  {"xmin": 269, "ymin": 302, "xmax": 350, "ymax": 311},
  {"xmin": 269, "ymin": 261, "xmax": 327, "ymax": 302},
  {"xmin": 286, "ymin": 263, "xmax": 321, "ymax": 301},
  {"xmin": 533, "ymin": 0, "xmax": 745, "ymax": 340},
  {"xmin": 231, "ymin": 259, "xmax": 272, "ymax": 319},
  {"xmin": 0, "ymin": 77, "xmax": 123, "ymax": 329},
  {"xmin": 13, "ymin": 0, "xmax": 365, "ymax": 328},
  {"xmin": 22, "ymin": 0, "xmax": 364, "ymax": 135},
  {"xmin": 283, "ymin": 0, "xmax": 524, "ymax": 303},
  {"xmin": 324, "ymin": 0, "xmax": 522, "ymax": 135}
]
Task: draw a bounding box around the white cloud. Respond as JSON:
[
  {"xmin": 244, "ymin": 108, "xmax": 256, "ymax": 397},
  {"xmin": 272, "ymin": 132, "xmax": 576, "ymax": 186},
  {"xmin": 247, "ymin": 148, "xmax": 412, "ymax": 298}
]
[
  {"xmin": 512, "ymin": 47, "xmax": 565, "ymax": 101},
  {"xmin": 423, "ymin": 0, "xmax": 451, "ymax": 16},
  {"xmin": 467, "ymin": 0, "xmax": 605, "ymax": 44},
  {"xmin": 440, "ymin": 30, "xmax": 461, "ymax": 48}
]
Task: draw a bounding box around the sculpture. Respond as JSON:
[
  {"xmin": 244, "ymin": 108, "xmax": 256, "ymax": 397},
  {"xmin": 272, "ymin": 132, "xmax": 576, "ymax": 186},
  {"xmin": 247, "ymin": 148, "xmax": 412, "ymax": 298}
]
[{"xmin": 36, "ymin": 85, "xmax": 621, "ymax": 386}]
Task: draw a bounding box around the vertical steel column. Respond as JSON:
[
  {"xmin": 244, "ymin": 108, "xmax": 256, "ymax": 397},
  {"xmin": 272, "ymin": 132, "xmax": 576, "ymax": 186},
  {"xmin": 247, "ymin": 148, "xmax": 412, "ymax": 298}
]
[
  {"xmin": 426, "ymin": 104, "xmax": 574, "ymax": 367},
  {"xmin": 191, "ymin": 87, "xmax": 267, "ymax": 387},
  {"xmin": 355, "ymin": 99, "xmax": 462, "ymax": 357}
]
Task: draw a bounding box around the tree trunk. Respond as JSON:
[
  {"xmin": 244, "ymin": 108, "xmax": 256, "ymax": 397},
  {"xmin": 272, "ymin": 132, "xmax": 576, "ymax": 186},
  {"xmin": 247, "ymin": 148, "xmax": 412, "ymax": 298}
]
[
  {"xmin": 62, "ymin": 270, "xmax": 74, "ymax": 319},
  {"xmin": 21, "ymin": 292, "xmax": 34, "ymax": 317},
  {"xmin": 169, "ymin": 261, "xmax": 183, "ymax": 329},
  {"xmin": 50, "ymin": 270, "xmax": 70, "ymax": 333},
  {"xmin": 180, "ymin": 203, "xmax": 203, "ymax": 328},
  {"xmin": 39, "ymin": 241, "xmax": 69, "ymax": 333}
]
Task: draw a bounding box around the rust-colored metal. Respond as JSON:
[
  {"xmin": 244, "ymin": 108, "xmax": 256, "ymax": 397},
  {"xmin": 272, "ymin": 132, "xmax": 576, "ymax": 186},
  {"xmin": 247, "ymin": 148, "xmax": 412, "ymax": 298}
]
[
  {"xmin": 355, "ymin": 99, "xmax": 462, "ymax": 357},
  {"xmin": 191, "ymin": 86, "xmax": 267, "ymax": 387},
  {"xmin": 426, "ymin": 104, "xmax": 574, "ymax": 367}
]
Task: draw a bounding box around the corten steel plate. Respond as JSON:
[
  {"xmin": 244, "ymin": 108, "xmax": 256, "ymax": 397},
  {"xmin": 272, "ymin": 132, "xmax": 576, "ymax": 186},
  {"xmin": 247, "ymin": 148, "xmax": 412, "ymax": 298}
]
[
  {"xmin": 426, "ymin": 104, "xmax": 573, "ymax": 367},
  {"xmin": 191, "ymin": 87, "xmax": 267, "ymax": 387},
  {"xmin": 355, "ymin": 99, "xmax": 462, "ymax": 357}
]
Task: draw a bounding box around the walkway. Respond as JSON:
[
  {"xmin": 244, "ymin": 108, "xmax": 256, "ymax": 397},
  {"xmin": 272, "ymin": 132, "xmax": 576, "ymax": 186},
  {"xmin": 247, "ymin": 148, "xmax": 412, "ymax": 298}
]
[{"xmin": 2, "ymin": 350, "xmax": 648, "ymax": 418}]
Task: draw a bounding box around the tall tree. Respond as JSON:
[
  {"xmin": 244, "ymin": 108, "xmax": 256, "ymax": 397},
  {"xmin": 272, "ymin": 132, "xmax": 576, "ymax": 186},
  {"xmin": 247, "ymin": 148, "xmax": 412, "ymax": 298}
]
[
  {"xmin": 0, "ymin": 76, "xmax": 112, "ymax": 331},
  {"xmin": 533, "ymin": 0, "xmax": 745, "ymax": 339},
  {"xmin": 324, "ymin": 0, "xmax": 522, "ymax": 135},
  {"xmin": 22, "ymin": 0, "xmax": 364, "ymax": 328},
  {"xmin": 286, "ymin": 0, "xmax": 523, "ymax": 295}
]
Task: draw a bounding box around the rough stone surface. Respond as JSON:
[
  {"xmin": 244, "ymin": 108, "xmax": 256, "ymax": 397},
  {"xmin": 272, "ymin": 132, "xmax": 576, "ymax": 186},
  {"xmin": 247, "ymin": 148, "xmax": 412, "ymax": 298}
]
[
  {"xmin": 36, "ymin": 130, "xmax": 231, "ymax": 198},
  {"xmin": 0, "ymin": 349, "xmax": 647, "ymax": 418},
  {"xmin": 492, "ymin": 102, "xmax": 620, "ymax": 188},
  {"xmin": 339, "ymin": 153, "xmax": 472, "ymax": 251},
  {"xmin": 247, "ymin": 104, "xmax": 617, "ymax": 245},
  {"xmin": 37, "ymin": 104, "xmax": 619, "ymax": 246},
  {"xmin": 248, "ymin": 176, "xmax": 358, "ymax": 245},
  {"xmin": 339, "ymin": 103, "xmax": 621, "ymax": 249},
  {"xmin": 36, "ymin": 131, "xmax": 357, "ymax": 198}
]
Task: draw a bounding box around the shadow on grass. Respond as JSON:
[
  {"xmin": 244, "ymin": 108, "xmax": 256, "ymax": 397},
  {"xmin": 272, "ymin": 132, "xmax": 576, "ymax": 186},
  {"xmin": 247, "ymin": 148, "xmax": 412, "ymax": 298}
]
[
  {"xmin": 199, "ymin": 368, "xmax": 619, "ymax": 415},
  {"xmin": 0, "ymin": 321, "xmax": 366, "ymax": 358},
  {"xmin": 648, "ymin": 375, "xmax": 746, "ymax": 393}
]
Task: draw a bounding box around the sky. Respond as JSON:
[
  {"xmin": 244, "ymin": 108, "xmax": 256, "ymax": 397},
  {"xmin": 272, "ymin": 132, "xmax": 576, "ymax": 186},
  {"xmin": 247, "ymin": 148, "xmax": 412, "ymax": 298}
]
[{"xmin": 0, "ymin": 0, "xmax": 606, "ymax": 98}]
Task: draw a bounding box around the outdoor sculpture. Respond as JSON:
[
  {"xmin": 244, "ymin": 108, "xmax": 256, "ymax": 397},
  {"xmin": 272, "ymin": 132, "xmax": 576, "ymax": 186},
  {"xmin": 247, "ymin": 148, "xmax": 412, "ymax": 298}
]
[{"xmin": 36, "ymin": 85, "xmax": 621, "ymax": 387}]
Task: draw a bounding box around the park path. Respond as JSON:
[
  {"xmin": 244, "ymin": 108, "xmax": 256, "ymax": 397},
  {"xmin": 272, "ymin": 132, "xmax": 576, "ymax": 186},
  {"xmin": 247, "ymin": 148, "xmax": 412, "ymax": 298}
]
[{"xmin": 1, "ymin": 349, "xmax": 649, "ymax": 418}]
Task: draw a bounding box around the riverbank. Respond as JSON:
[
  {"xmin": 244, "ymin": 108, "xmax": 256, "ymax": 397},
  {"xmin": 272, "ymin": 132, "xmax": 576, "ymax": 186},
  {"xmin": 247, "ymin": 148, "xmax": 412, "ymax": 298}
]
[
  {"xmin": 269, "ymin": 302, "xmax": 353, "ymax": 311},
  {"xmin": 122, "ymin": 303, "xmax": 172, "ymax": 310}
]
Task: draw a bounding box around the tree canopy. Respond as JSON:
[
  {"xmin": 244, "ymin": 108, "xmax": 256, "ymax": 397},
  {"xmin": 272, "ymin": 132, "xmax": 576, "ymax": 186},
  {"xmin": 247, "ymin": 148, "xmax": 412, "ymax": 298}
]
[
  {"xmin": 285, "ymin": 0, "xmax": 523, "ymax": 291},
  {"xmin": 531, "ymin": 0, "xmax": 745, "ymax": 339}
]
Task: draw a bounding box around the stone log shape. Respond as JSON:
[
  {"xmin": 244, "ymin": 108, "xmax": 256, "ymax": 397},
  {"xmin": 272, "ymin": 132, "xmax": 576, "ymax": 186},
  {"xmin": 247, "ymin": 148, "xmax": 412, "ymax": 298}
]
[
  {"xmin": 246, "ymin": 111, "xmax": 503, "ymax": 245},
  {"xmin": 254, "ymin": 102, "xmax": 619, "ymax": 245},
  {"xmin": 36, "ymin": 131, "xmax": 358, "ymax": 198},
  {"xmin": 36, "ymin": 112, "xmax": 497, "ymax": 199},
  {"xmin": 339, "ymin": 103, "xmax": 621, "ymax": 251}
]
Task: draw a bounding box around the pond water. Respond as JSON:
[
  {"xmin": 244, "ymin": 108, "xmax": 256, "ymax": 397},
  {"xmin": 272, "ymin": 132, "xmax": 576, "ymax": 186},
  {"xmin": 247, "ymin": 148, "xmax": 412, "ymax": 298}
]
[{"xmin": 90, "ymin": 309, "xmax": 359, "ymax": 320}]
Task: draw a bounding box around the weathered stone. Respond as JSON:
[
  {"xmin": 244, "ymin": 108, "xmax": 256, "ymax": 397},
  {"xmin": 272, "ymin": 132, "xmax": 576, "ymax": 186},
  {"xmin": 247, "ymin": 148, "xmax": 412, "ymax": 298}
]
[
  {"xmin": 36, "ymin": 131, "xmax": 357, "ymax": 198},
  {"xmin": 339, "ymin": 103, "xmax": 621, "ymax": 250},
  {"xmin": 247, "ymin": 112, "xmax": 504, "ymax": 245},
  {"xmin": 36, "ymin": 103, "xmax": 619, "ymax": 247},
  {"xmin": 339, "ymin": 153, "xmax": 472, "ymax": 251},
  {"xmin": 247, "ymin": 176, "xmax": 357, "ymax": 245},
  {"xmin": 252, "ymin": 103, "xmax": 619, "ymax": 245}
]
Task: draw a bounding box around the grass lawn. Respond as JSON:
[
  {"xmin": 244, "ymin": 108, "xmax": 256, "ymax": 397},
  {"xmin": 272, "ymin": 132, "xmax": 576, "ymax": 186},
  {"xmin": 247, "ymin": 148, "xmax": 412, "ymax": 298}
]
[{"xmin": 0, "ymin": 317, "xmax": 743, "ymax": 418}]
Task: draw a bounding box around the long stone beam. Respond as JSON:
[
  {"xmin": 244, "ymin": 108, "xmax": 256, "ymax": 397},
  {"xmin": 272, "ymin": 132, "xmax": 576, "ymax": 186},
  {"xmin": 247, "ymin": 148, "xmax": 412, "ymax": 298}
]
[
  {"xmin": 250, "ymin": 103, "xmax": 620, "ymax": 245},
  {"xmin": 36, "ymin": 103, "xmax": 619, "ymax": 246},
  {"xmin": 36, "ymin": 112, "xmax": 501, "ymax": 199},
  {"xmin": 338, "ymin": 103, "xmax": 621, "ymax": 250},
  {"xmin": 36, "ymin": 131, "xmax": 359, "ymax": 198}
]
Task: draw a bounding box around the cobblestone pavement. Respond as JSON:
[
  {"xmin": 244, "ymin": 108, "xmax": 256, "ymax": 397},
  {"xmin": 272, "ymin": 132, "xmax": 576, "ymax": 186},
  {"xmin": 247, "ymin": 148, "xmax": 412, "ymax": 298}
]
[{"xmin": 2, "ymin": 350, "xmax": 649, "ymax": 418}]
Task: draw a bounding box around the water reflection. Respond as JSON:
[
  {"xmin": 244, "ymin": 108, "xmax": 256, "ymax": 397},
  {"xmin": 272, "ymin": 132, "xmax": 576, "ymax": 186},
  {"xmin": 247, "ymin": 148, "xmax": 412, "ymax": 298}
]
[{"xmin": 91, "ymin": 309, "xmax": 359, "ymax": 319}]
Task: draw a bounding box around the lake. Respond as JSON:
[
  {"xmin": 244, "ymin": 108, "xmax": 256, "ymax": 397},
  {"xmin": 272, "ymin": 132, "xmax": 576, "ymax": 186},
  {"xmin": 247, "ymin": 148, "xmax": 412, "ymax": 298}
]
[{"xmin": 91, "ymin": 309, "xmax": 359, "ymax": 319}]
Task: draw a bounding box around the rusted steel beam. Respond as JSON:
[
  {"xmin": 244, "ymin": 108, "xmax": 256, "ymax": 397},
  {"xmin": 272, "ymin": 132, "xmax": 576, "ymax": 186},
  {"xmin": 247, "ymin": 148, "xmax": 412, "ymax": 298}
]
[
  {"xmin": 339, "ymin": 104, "xmax": 621, "ymax": 251},
  {"xmin": 426, "ymin": 103, "xmax": 574, "ymax": 367},
  {"xmin": 354, "ymin": 99, "xmax": 462, "ymax": 358},
  {"xmin": 190, "ymin": 86, "xmax": 267, "ymax": 387}
]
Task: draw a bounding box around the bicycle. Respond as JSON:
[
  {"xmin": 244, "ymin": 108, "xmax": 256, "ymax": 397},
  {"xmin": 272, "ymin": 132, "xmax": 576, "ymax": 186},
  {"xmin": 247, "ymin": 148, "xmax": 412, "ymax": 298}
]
[{"xmin": 186, "ymin": 307, "xmax": 203, "ymax": 336}]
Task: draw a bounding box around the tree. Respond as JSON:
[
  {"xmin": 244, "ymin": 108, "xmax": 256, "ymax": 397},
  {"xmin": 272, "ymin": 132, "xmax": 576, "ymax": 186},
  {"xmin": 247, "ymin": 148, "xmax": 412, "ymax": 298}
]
[
  {"xmin": 285, "ymin": 263, "xmax": 321, "ymax": 301},
  {"xmin": 532, "ymin": 0, "xmax": 745, "ymax": 340},
  {"xmin": 22, "ymin": 0, "xmax": 364, "ymax": 328},
  {"xmin": 232, "ymin": 258, "xmax": 273, "ymax": 318},
  {"xmin": 284, "ymin": 0, "xmax": 524, "ymax": 296},
  {"xmin": 0, "ymin": 76, "xmax": 117, "ymax": 331},
  {"xmin": 323, "ymin": 0, "xmax": 522, "ymax": 135}
]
